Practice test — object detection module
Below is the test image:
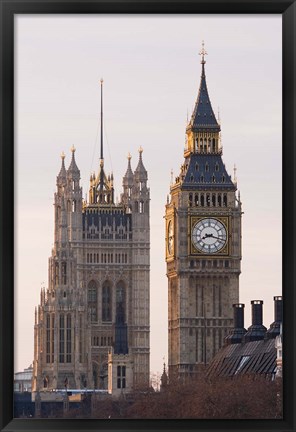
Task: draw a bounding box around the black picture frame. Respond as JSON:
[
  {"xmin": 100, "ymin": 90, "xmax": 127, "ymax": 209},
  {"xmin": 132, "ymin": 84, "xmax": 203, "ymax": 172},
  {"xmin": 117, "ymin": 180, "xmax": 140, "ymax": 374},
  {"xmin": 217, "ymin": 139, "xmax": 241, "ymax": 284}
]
[{"xmin": 0, "ymin": 1, "xmax": 295, "ymax": 431}]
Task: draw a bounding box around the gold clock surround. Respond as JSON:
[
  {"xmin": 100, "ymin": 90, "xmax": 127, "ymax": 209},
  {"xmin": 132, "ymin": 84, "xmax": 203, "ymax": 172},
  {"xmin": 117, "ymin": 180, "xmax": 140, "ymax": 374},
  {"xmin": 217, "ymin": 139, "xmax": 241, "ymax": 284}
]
[{"xmin": 166, "ymin": 214, "xmax": 175, "ymax": 260}]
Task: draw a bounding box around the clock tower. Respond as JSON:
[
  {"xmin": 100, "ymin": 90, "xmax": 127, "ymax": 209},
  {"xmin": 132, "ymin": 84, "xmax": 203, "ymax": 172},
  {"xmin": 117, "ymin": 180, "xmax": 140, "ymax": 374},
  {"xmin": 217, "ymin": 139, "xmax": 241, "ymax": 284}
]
[{"xmin": 165, "ymin": 43, "xmax": 242, "ymax": 378}]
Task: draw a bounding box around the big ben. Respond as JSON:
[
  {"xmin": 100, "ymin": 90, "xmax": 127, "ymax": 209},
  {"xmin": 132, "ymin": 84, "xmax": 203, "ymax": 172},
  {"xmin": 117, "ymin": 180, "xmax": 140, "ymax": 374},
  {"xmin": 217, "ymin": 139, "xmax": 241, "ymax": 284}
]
[{"xmin": 165, "ymin": 43, "xmax": 242, "ymax": 378}]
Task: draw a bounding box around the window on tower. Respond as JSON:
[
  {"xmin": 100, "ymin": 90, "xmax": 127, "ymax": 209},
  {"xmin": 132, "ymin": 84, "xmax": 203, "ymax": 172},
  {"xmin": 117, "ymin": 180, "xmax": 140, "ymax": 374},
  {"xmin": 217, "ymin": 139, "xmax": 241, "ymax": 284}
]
[
  {"xmin": 61, "ymin": 262, "xmax": 67, "ymax": 284},
  {"xmin": 102, "ymin": 282, "xmax": 112, "ymax": 322},
  {"xmin": 189, "ymin": 194, "xmax": 193, "ymax": 207},
  {"xmin": 88, "ymin": 281, "xmax": 98, "ymax": 322},
  {"xmin": 117, "ymin": 365, "xmax": 126, "ymax": 389},
  {"xmin": 116, "ymin": 282, "xmax": 126, "ymax": 322},
  {"xmin": 46, "ymin": 314, "xmax": 50, "ymax": 363},
  {"xmin": 66, "ymin": 314, "xmax": 72, "ymax": 363},
  {"xmin": 59, "ymin": 314, "xmax": 65, "ymax": 363},
  {"xmin": 223, "ymin": 194, "xmax": 227, "ymax": 207},
  {"xmin": 55, "ymin": 262, "xmax": 59, "ymax": 285}
]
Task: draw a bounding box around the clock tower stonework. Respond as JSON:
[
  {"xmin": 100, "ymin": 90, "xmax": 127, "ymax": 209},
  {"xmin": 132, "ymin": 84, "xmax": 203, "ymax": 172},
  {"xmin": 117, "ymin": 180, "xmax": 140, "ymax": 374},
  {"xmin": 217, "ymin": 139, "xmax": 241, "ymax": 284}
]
[{"xmin": 165, "ymin": 44, "xmax": 242, "ymax": 378}]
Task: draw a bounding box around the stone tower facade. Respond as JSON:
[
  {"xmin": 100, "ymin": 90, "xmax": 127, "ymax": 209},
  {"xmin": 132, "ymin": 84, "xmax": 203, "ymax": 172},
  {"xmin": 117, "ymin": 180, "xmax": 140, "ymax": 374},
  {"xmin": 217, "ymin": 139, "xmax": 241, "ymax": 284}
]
[
  {"xmin": 165, "ymin": 44, "xmax": 242, "ymax": 378},
  {"xmin": 32, "ymin": 81, "xmax": 150, "ymax": 393}
]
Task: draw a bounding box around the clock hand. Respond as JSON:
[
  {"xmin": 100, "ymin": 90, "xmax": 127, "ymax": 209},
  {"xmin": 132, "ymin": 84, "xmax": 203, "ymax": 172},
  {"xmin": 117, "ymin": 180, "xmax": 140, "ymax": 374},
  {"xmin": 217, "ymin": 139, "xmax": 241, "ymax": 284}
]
[
  {"xmin": 211, "ymin": 236, "xmax": 226, "ymax": 242},
  {"xmin": 201, "ymin": 233, "xmax": 213, "ymax": 240},
  {"xmin": 202, "ymin": 233, "xmax": 225, "ymax": 242}
]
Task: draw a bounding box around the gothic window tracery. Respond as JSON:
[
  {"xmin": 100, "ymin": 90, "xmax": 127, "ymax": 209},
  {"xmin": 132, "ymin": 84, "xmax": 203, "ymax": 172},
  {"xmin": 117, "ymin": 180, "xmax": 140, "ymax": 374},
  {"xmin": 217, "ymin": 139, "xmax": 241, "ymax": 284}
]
[
  {"xmin": 102, "ymin": 281, "xmax": 112, "ymax": 322},
  {"xmin": 61, "ymin": 262, "xmax": 67, "ymax": 285},
  {"xmin": 116, "ymin": 282, "xmax": 126, "ymax": 323},
  {"xmin": 88, "ymin": 280, "xmax": 98, "ymax": 322}
]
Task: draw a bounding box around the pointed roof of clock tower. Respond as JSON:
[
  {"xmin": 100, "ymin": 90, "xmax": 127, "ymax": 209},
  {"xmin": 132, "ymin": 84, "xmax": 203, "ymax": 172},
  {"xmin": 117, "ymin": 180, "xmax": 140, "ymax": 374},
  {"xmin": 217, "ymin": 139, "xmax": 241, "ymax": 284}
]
[{"xmin": 187, "ymin": 41, "xmax": 220, "ymax": 132}]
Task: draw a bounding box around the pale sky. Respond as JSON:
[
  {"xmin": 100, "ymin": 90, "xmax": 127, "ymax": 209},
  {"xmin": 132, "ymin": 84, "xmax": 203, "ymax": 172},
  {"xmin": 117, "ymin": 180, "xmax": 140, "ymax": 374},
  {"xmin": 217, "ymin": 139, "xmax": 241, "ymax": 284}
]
[{"xmin": 15, "ymin": 15, "xmax": 282, "ymax": 376}]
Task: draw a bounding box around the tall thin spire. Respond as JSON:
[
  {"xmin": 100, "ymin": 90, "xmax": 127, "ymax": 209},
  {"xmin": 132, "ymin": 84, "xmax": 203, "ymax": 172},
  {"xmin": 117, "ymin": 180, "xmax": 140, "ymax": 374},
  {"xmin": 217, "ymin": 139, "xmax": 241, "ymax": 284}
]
[
  {"xmin": 187, "ymin": 41, "xmax": 220, "ymax": 132},
  {"xmin": 99, "ymin": 78, "xmax": 104, "ymax": 190},
  {"xmin": 100, "ymin": 78, "xmax": 104, "ymax": 165}
]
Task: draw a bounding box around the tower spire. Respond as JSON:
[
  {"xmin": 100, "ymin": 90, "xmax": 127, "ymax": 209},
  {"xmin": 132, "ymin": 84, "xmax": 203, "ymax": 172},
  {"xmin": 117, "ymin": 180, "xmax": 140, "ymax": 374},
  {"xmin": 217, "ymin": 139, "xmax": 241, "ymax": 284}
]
[
  {"xmin": 199, "ymin": 40, "xmax": 207, "ymax": 65},
  {"xmin": 187, "ymin": 41, "xmax": 220, "ymax": 135},
  {"xmin": 100, "ymin": 78, "xmax": 104, "ymax": 167},
  {"xmin": 99, "ymin": 78, "xmax": 105, "ymax": 191}
]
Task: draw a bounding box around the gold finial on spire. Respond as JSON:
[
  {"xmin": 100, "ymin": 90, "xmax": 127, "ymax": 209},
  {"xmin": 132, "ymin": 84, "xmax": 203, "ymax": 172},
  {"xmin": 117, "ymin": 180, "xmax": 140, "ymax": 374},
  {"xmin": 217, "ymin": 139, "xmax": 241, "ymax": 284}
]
[
  {"xmin": 100, "ymin": 78, "xmax": 103, "ymax": 84},
  {"xmin": 71, "ymin": 145, "xmax": 76, "ymax": 153},
  {"xmin": 199, "ymin": 40, "xmax": 207, "ymax": 64},
  {"xmin": 127, "ymin": 152, "xmax": 132, "ymax": 161},
  {"xmin": 139, "ymin": 146, "xmax": 143, "ymax": 154},
  {"xmin": 61, "ymin": 151, "xmax": 65, "ymax": 160}
]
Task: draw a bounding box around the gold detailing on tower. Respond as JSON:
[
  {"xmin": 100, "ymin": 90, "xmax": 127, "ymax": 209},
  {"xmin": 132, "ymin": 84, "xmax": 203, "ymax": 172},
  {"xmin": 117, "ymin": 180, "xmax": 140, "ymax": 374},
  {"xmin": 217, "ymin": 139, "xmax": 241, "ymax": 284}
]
[{"xmin": 199, "ymin": 40, "xmax": 207, "ymax": 64}]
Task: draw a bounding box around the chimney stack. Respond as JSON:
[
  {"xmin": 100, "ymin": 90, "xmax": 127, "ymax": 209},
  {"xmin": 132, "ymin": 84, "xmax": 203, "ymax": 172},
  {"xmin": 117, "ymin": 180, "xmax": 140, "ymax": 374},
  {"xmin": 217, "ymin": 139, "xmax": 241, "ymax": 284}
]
[
  {"xmin": 225, "ymin": 304, "xmax": 247, "ymax": 345},
  {"xmin": 265, "ymin": 296, "xmax": 282, "ymax": 339},
  {"xmin": 243, "ymin": 300, "xmax": 267, "ymax": 342}
]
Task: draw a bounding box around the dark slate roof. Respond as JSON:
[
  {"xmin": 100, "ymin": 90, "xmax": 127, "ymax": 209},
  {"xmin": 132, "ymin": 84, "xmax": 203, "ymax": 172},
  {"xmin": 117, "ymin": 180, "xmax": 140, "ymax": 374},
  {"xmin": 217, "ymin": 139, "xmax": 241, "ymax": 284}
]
[
  {"xmin": 188, "ymin": 63, "xmax": 220, "ymax": 131},
  {"xmin": 207, "ymin": 338, "xmax": 277, "ymax": 378},
  {"xmin": 67, "ymin": 150, "xmax": 80, "ymax": 175},
  {"xmin": 181, "ymin": 154, "xmax": 235, "ymax": 190},
  {"xmin": 82, "ymin": 211, "xmax": 132, "ymax": 232}
]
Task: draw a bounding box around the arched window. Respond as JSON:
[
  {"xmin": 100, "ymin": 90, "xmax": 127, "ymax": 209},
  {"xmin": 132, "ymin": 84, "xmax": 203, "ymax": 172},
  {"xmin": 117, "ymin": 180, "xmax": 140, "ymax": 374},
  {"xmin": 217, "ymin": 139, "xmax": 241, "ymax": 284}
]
[
  {"xmin": 55, "ymin": 262, "xmax": 59, "ymax": 285},
  {"xmin": 61, "ymin": 262, "xmax": 67, "ymax": 285},
  {"xmin": 116, "ymin": 282, "xmax": 126, "ymax": 323},
  {"xmin": 201, "ymin": 194, "xmax": 205, "ymax": 206},
  {"xmin": 189, "ymin": 194, "xmax": 193, "ymax": 207},
  {"xmin": 59, "ymin": 314, "xmax": 65, "ymax": 363},
  {"xmin": 218, "ymin": 194, "xmax": 222, "ymax": 207},
  {"xmin": 46, "ymin": 314, "xmax": 50, "ymax": 363},
  {"xmin": 88, "ymin": 281, "xmax": 98, "ymax": 322},
  {"xmin": 66, "ymin": 314, "xmax": 72, "ymax": 363},
  {"xmin": 223, "ymin": 193, "xmax": 227, "ymax": 207},
  {"xmin": 102, "ymin": 281, "xmax": 112, "ymax": 322}
]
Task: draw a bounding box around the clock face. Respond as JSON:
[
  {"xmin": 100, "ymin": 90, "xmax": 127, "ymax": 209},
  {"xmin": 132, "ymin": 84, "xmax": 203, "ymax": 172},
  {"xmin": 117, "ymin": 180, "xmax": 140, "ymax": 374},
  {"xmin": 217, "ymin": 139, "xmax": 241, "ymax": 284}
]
[
  {"xmin": 192, "ymin": 218, "xmax": 227, "ymax": 254},
  {"xmin": 167, "ymin": 220, "xmax": 174, "ymax": 255}
]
